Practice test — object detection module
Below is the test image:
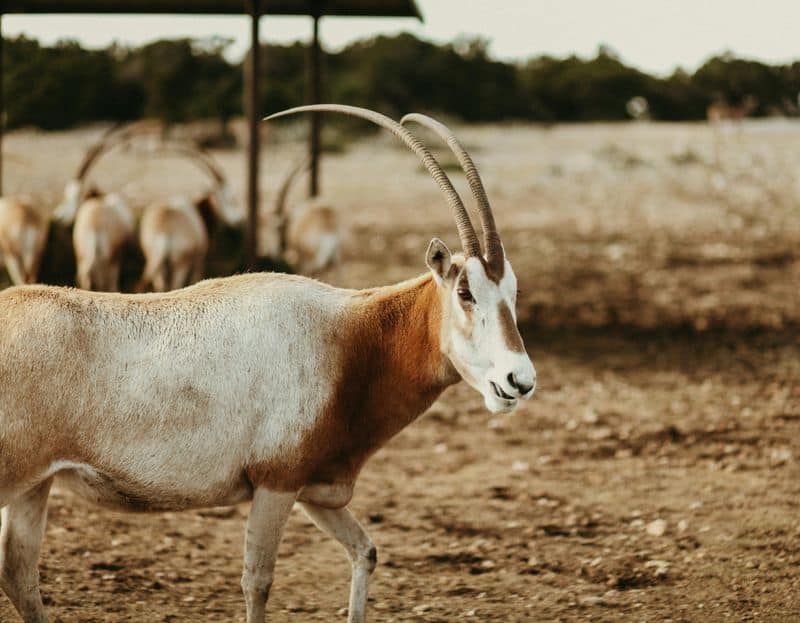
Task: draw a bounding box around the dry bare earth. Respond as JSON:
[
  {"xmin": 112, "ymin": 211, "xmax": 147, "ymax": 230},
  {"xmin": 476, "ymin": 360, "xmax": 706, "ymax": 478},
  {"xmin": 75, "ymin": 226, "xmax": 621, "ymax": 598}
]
[{"xmin": 0, "ymin": 120, "xmax": 798, "ymax": 622}]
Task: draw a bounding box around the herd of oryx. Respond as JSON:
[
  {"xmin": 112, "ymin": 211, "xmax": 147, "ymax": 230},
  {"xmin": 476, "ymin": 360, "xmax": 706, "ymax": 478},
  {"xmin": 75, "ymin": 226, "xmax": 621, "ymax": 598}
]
[
  {"xmin": 0, "ymin": 120, "xmax": 342, "ymax": 294},
  {"xmin": 0, "ymin": 105, "xmax": 536, "ymax": 623}
]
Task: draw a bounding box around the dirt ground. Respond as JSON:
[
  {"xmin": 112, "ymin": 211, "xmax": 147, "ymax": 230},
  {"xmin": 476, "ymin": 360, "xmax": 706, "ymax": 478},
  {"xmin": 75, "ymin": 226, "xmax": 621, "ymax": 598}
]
[{"xmin": 1, "ymin": 120, "xmax": 799, "ymax": 622}]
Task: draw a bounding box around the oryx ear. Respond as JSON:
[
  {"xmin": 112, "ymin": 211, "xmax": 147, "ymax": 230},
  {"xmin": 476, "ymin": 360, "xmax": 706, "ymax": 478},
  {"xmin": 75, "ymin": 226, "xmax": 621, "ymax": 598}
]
[{"xmin": 426, "ymin": 238, "xmax": 452, "ymax": 286}]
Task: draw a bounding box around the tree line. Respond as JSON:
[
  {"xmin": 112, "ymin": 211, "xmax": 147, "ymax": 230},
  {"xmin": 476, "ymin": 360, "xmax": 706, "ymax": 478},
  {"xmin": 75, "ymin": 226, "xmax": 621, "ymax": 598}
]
[{"xmin": 4, "ymin": 32, "xmax": 800, "ymax": 131}]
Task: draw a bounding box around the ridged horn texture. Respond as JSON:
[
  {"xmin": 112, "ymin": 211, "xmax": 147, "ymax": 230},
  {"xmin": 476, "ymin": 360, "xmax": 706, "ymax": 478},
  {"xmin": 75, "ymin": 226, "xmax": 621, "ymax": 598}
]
[
  {"xmin": 401, "ymin": 113, "xmax": 504, "ymax": 275},
  {"xmin": 264, "ymin": 104, "xmax": 481, "ymax": 257}
]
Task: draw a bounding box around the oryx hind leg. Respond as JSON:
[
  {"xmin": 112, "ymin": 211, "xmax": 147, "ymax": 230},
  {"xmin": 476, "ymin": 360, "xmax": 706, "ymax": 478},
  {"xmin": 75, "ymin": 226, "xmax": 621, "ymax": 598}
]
[
  {"xmin": 0, "ymin": 477, "xmax": 53, "ymax": 623},
  {"xmin": 300, "ymin": 502, "xmax": 376, "ymax": 623},
  {"xmin": 151, "ymin": 262, "xmax": 168, "ymax": 293},
  {"xmin": 170, "ymin": 259, "xmax": 192, "ymax": 291},
  {"xmin": 105, "ymin": 261, "xmax": 122, "ymax": 292}
]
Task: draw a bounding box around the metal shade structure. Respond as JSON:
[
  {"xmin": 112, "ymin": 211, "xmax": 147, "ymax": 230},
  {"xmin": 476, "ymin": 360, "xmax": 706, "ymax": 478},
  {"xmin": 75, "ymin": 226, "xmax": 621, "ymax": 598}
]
[
  {"xmin": 0, "ymin": 1, "xmax": 422, "ymax": 16},
  {"xmin": 0, "ymin": 0, "xmax": 422, "ymax": 268}
]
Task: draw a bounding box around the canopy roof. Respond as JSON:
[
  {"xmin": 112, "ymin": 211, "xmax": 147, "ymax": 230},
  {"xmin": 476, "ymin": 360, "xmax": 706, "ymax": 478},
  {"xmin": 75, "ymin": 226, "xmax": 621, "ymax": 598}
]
[{"xmin": 0, "ymin": 0, "xmax": 423, "ymax": 17}]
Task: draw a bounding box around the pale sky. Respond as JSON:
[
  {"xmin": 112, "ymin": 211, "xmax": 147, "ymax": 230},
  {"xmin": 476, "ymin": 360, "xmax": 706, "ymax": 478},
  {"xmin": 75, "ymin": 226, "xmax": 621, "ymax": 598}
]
[{"xmin": 3, "ymin": 0, "xmax": 799, "ymax": 75}]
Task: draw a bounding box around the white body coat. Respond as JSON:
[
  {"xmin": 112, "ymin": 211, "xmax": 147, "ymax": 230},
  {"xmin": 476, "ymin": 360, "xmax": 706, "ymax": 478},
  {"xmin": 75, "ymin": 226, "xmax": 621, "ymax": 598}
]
[{"xmin": 0, "ymin": 274, "xmax": 352, "ymax": 509}]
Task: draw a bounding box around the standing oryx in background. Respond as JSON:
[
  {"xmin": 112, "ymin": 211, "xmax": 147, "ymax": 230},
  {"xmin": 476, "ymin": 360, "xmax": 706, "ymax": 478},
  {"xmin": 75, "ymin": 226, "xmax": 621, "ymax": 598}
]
[
  {"xmin": 137, "ymin": 141, "xmax": 240, "ymax": 292},
  {"xmin": 0, "ymin": 105, "xmax": 535, "ymax": 623},
  {"xmin": 72, "ymin": 191, "xmax": 136, "ymax": 292},
  {"xmin": 264, "ymin": 155, "xmax": 342, "ymax": 277},
  {"xmin": 55, "ymin": 121, "xmax": 152, "ymax": 291}
]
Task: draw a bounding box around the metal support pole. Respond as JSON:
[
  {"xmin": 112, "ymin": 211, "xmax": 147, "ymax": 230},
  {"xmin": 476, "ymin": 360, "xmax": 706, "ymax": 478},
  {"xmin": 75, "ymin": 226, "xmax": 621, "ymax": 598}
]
[
  {"xmin": 245, "ymin": 0, "xmax": 261, "ymax": 270},
  {"xmin": 308, "ymin": 12, "xmax": 321, "ymax": 197},
  {"xmin": 1, "ymin": 14, "xmax": 4, "ymax": 197}
]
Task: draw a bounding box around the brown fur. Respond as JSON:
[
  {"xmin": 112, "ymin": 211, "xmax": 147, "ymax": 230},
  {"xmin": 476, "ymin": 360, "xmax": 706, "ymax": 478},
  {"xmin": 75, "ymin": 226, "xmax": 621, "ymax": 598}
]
[
  {"xmin": 482, "ymin": 256, "xmax": 504, "ymax": 284},
  {"xmin": 247, "ymin": 275, "xmax": 459, "ymax": 493},
  {"xmin": 498, "ymin": 301, "xmax": 525, "ymax": 353}
]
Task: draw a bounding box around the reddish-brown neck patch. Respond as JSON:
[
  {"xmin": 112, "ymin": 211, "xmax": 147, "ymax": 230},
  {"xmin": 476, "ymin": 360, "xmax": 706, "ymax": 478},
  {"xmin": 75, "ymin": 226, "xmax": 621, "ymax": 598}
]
[
  {"xmin": 315, "ymin": 276, "xmax": 459, "ymax": 479},
  {"xmin": 247, "ymin": 275, "xmax": 460, "ymax": 492}
]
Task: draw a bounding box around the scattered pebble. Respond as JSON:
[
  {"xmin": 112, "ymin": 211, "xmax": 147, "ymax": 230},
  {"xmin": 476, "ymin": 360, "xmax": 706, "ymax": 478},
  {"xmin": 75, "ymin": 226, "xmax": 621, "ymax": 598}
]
[
  {"xmin": 645, "ymin": 559, "xmax": 670, "ymax": 577},
  {"xmin": 511, "ymin": 460, "xmax": 530, "ymax": 472},
  {"xmin": 770, "ymin": 448, "xmax": 793, "ymax": 465},
  {"xmin": 646, "ymin": 519, "xmax": 668, "ymax": 537}
]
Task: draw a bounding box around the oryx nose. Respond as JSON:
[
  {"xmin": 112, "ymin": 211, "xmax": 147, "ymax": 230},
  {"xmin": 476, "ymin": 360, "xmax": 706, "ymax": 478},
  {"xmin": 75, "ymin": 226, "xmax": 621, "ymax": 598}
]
[{"xmin": 507, "ymin": 371, "xmax": 535, "ymax": 397}]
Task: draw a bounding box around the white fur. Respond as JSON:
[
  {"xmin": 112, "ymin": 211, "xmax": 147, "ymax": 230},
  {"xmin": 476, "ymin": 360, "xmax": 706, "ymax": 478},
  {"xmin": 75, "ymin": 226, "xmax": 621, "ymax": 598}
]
[
  {"xmin": 54, "ymin": 179, "xmax": 82, "ymax": 224},
  {"xmin": 0, "ymin": 275, "xmax": 347, "ymax": 504},
  {"xmin": 213, "ymin": 183, "xmax": 242, "ymax": 226}
]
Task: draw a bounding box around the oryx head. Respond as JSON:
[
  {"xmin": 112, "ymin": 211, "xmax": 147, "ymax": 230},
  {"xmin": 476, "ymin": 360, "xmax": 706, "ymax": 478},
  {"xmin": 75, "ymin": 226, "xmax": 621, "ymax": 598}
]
[{"xmin": 265, "ymin": 105, "xmax": 536, "ymax": 414}]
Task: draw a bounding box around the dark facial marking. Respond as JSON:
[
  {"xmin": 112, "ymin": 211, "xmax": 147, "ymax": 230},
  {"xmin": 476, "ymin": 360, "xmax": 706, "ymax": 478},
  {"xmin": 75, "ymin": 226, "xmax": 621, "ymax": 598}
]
[
  {"xmin": 457, "ymin": 270, "xmax": 470, "ymax": 292},
  {"xmin": 456, "ymin": 270, "xmax": 476, "ymax": 305},
  {"xmin": 497, "ymin": 301, "xmax": 526, "ymax": 353},
  {"xmin": 478, "ymin": 256, "xmax": 505, "ymax": 284}
]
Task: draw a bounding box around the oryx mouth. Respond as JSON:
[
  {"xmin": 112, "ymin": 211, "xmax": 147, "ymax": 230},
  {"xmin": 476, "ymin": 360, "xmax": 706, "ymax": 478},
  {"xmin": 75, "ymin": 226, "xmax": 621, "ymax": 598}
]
[{"xmin": 490, "ymin": 381, "xmax": 515, "ymax": 401}]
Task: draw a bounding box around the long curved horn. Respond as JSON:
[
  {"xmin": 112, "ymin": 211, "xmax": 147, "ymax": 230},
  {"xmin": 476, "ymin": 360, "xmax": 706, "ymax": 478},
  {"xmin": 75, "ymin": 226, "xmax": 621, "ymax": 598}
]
[
  {"xmin": 273, "ymin": 155, "xmax": 311, "ymax": 256},
  {"xmin": 74, "ymin": 121, "xmax": 126, "ymax": 181},
  {"xmin": 274, "ymin": 155, "xmax": 310, "ymax": 219},
  {"xmin": 180, "ymin": 144, "xmax": 228, "ymax": 187},
  {"xmin": 264, "ymin": 104, "xmax": 481, "ymax": 257},
  {"xmin": 401, "ymin": 113, "xmax": 503, "ymax": 274},
  {"xmin": 75, "ymin": 120, "xmax": 162, "ymax": 182}
]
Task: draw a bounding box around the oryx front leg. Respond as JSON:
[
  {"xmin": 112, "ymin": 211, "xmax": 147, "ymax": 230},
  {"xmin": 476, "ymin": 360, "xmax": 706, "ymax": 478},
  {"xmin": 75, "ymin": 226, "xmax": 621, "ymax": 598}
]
[
  {"xmin": 241, "ymin": 488, "xmax": 296, "ymax": 623},
  {"xmin": 301, "ymin": 503, "xmax": 376, "ymax": 623},
  {"xmin": 0, "ymin": 478, "xmax": 53, "ymax": 623}
]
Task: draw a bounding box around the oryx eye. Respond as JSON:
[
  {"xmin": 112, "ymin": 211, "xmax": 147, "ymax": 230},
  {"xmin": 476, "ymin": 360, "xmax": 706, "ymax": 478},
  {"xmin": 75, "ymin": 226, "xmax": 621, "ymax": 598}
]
[{"xmin": 457, "ymin": 288, "xmax": 476, "ymax": 304}]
